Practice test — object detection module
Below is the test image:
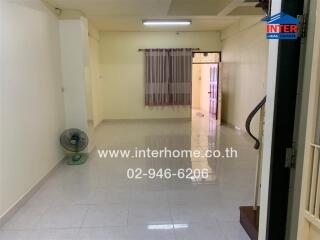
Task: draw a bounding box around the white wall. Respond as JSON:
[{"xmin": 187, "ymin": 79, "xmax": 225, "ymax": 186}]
[
  {"xmin": 0, "ymin": 0, "xmax": 65, "ymax": 217},
  {"xmin": 192, "ymin": 64, "xmax": 216, "ymax": 115},
  {"xmin": 221, "ymin": 18, "xmax": 268, "ymax": 134},
  {"xmin": 192, "ymin": 65, "xmax": 201, "ymax": 109},
  {"xmin": 59, "ymin": 17, "xmax": 95, "ymax": 151},
  {"xmin": 200, "ymin": 64, "xmax": 212, "ymax": 115},
  {"xmin": 59, "ymin": 18, "xmax": 89, "ymax": 131},
  {"xmin": 99, "ymin": 31, "xmax": 221, "ymax": 120},
  {"xmin": 88, "ymin": 24, "xmax": 104, "ymax": 127}
]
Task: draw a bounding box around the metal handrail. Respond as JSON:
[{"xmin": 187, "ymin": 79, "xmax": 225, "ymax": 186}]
[{"xmin": 245, "ymin": 96, "xmax": 267, "ymax": 149}]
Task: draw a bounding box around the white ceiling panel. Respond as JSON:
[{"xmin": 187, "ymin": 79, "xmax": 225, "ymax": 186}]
[
  {"xmin": 228, "ymin": 6, "xmax": 264, "ymax": 16},
  {"xmin": 45, "ymin": 0, "xmax": 263, "ymax": 31},
  {"xmin": 168, "ymin": 0, "xmax": 233, "ymax": 16},
  {"xmin": 90, "ymin": 16, "xmax": 239, "ymax": 31},
  {"xmin": 46, "ymin": 0, "xmax": 172, "ymax": 16}
]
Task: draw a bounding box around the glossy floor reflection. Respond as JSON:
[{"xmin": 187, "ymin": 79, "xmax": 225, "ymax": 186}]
[{"xmin": 0, "ymin": 113, "xmax": 255, "ymax": 239}]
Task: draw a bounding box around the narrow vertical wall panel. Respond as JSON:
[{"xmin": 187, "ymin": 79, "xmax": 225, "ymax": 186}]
[
  {"xmin": 309, "ymin": 148, "xmax": 319, "ymax": 214},
  {"xmin": 306, "ymin": 147, "xmax": 316, "ymax": 210},
  {"xmin": 59, "ymin": 19, "xmax": 89, "ymax": 132},
  {"xmin": 314, "ymin": 148, "xmax": 320, "ymax": 218}
]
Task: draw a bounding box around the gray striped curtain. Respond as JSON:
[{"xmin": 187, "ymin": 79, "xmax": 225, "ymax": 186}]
[{"xmin": 144, "ymin": 48, "xmax": 192, "ymax": 106}]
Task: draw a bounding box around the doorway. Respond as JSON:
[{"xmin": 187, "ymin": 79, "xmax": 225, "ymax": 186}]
[{"xmin": 192, "ymin": 52, "xmax": 221, "ymax": 121}]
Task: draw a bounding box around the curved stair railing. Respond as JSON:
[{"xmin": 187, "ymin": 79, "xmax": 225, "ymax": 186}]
[
  {"xmin": 246, "ymin": 96, "xmax": 266, "ymax": 211},
  {"xmin": 245, "ymin": 96, "xmax": 267, "ymax": 150}
]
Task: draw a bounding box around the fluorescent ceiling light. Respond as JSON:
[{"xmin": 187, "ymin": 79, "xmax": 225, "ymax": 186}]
[
  {"xmin": 147, "ymin": 224, "xmax": 189, "ymax": 230},
  {"xmin": 143, "ymin": 20, "xmax": 191, "ymax": 26}
]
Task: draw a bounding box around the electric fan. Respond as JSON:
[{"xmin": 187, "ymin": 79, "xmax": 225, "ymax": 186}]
[{"xmin": 60, "ymin": 128, "xmax": 89, "ymax": 165}]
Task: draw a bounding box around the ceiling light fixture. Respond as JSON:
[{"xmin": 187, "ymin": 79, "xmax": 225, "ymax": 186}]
[
  {"xmin": 143, "ymin": 20, "xmax": 192, "ymax": 26},
  {"xmin": 147, "ymin": 224, "xmax": 189, "ymax": 230}
]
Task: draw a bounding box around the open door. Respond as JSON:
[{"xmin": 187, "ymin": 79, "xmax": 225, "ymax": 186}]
[
  {"xmin": 298, "ymin": 0, "xmax": 320, "ymax": 238},
  {"xmin": 217, "ymin": 63, "xmax": 222, "ymax": 125},
  {"xmin": 192, "ymin": 52, "xmax": 221, "ymax": 121},
  {"xmin": 209, "ymin": 64, "xmax": 218, "ymax": 120}
]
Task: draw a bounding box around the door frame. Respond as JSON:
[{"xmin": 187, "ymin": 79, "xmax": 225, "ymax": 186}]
[
  {"xmin": 267, "ymin": 2, "xmax": 305, "ymax": 238},
  {"xmin": 209, "ymin": 64, "xmax": 219, "ymax": 120},
  {"xmin": 297, "ymin": 0, "xmax": 320, "ymax": 238},
  {"xmin": 258, "ymin": 0, "xmax": 305, "ymax": 239},
  {"xmin": 191, "ymin": 51, "xmax": 221, "ymax": 121}
]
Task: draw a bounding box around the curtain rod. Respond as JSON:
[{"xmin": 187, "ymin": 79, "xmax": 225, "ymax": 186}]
[{"xmin": 138, "ymin": 48, "xmax": 200, "ymax": 52}]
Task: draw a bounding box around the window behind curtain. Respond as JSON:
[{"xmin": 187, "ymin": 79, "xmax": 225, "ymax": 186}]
[{"xmin": 144, "ymin": 48, "xmax": 193, "ymax": 106}]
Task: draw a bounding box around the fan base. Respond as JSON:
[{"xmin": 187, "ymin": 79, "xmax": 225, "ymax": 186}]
[{"xmin": 64, "ymin": 153, "xmax": 88, "ymax": 165}]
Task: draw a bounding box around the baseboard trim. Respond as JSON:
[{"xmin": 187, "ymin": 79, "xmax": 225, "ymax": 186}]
[
  {"xmin": 93, "ymin": 118, "xmax": 192, "ymax": 132},
  {"xmin": 221, "ymin": 120, "xmax": 244, "ymax": 132},
  {"xmin": 101, "ymin": 118, "xmax": 191, "ymax": 123},
  {"xmin": 0, "ymin": 159, "xmax": 63, "ymax": 227},
  {"xmin": 221, "ymin": 120, "xmax": 251, "ymax": 135},
  {"xmin": 88, "ymin": 141, "xmax": 96, "ymax": 153}
]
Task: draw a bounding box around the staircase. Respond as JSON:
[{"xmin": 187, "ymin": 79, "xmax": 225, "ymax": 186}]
[{"xmin": 240, "ymin": 96, "xmax": 266, "ymax": 240}]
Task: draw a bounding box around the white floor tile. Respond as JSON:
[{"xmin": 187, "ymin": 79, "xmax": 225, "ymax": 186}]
[
  {"xmin": 2, "ymin": 206, "xmax": 47, "ymax": 230},
  {"xmin": 174, "ymin": 222, "xmax": 227, "ymax": 240},
  {"xmin": 82, "ymin": 204, "xmax": 128, "ymax": 227},
  {"xmin": 128, "ymin": 203, "xmax": 171, "ymax": 225},
  {"xmin": 130, "ymin": 189, "xmax": 168, "ymax": 205},
  {"xmin": 170, "ymin": 203, "xmax": 217, "ymax": 224},
  {"xmin": 37, "ymin": 206, "xmax": 88, "ymax": 229},
  {"xmin": 30, "ymin": 229, "xmax": 79, "ymax": 240},
  {"xmin": 127, "ymin": 225, "xmax": 175, "ymax": 240},
  {"xmin": 77, "ymin": 227, "xmax": 127, "ymax": 240},
  {"xmin": 0, "ymin": 230, "xmax": 32, "ymax": 240},
  {"xmin": 0, "ymin": 114, "xmax": 255, "ymax": 239},
  {"xmin": 90, "ymin": 187, "xmax": 132, "ymax": 205},
  {"xmin": 218, "ymin": 221, "xmax": 251, "ymax": 240}
]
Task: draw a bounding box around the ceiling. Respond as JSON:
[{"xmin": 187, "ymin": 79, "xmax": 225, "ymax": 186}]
[{"xmin": 45, "ymin": 0, "xmax": 265, "ymax": 31}]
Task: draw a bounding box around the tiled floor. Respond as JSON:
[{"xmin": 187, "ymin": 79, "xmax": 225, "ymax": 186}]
[{"xmin": 0, "ymin": 113, "xmax": 256, "ymax": 239}]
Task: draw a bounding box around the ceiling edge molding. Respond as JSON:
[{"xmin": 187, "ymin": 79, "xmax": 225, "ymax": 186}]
[{"xmin": 220, "ymin": 16, "xmax": 262, "ymax": 40}]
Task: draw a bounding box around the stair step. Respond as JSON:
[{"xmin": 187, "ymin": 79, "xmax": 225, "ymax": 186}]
[{"xmin": 239, "ymin": 206, "xmax": 260, "ymax": 240}]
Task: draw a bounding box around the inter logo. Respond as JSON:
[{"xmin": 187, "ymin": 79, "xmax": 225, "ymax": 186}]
[{"xmin": 262, "ymin": 12, "xmax": 300, "ymax": 40}]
